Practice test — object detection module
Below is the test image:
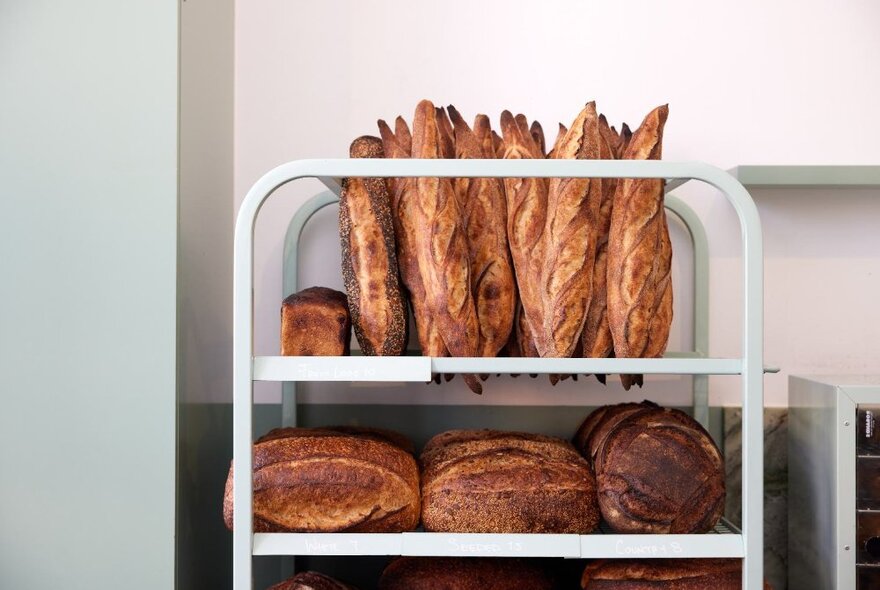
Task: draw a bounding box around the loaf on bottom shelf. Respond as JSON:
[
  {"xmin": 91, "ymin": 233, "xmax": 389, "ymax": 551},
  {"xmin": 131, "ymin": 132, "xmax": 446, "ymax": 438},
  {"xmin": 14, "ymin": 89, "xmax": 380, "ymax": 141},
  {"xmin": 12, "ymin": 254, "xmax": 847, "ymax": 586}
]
[
  {"xmin": 420, "ymin": 429, "xmax": 600, "ymax": 533},
  {"xmin": 268, "ymin": 571, "xmax": 358, "ymax": 590},
  {"xmin": 223, "ymin": 426, "xmax": 419, "ymax": 532},
  {"xmin": 378, "ymin": 557, "xmax": 556, "ymax": 590},
  {"xmin": 580, "ymin": 559, "xmax": 771, "ymax": 589}
]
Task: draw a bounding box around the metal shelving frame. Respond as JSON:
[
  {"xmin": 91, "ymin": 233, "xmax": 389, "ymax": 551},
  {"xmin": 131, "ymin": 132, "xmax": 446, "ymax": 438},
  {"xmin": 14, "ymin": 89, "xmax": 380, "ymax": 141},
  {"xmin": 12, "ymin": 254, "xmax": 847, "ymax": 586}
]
[{"xmin": 233, "ymin": 159, "xmax": 765, "ymax": 589}]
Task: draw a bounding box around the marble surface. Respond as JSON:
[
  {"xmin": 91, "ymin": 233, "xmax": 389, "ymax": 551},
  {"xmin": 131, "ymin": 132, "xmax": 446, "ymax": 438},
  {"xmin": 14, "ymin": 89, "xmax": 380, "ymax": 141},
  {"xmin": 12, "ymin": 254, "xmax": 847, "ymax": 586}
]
[{"xmin": 724, "ymin": 408, "xmax": 789, "ymax": 590}]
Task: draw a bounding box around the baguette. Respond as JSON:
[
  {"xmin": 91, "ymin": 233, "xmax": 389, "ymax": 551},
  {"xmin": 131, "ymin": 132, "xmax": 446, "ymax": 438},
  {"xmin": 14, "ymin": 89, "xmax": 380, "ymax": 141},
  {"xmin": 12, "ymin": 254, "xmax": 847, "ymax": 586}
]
[
  {"xmin": 499, "ymin": 110, "xmax": 549, "ymax": 356},
  {"xmin": 339, "ymin": 136, "xmax": 407, "ymax": 356},
  {"xmin": 606, "ymin": 105, "xmax": 671, "ymax": 390},
  {"xmin": 447, "ymin": 105, "xmax": 516, "ymax": 357},
  {"xmin": 411, "ymin": 100, "xmax": 482, "ymax": 394},
  {"xmin": 580, "ymin": 114, "xmax": 618, "ymax": 363},
  {"xmin": 617, "ymin": 122, "xmax": 633, "ymax": 158},
  {"xmin": 539, "ymin": 102, "xmax": 604, "ymax": 359},
  {"xmin": 530, "ymin": 119, "xmax": 546, "ymax": 157},
  {"xmin": 548, "ymin": 123, "xmax": 567, "ymax": 159},
  {"xmin": 377, "ymin": 118, "xmax": 450, "ymax": 363}
]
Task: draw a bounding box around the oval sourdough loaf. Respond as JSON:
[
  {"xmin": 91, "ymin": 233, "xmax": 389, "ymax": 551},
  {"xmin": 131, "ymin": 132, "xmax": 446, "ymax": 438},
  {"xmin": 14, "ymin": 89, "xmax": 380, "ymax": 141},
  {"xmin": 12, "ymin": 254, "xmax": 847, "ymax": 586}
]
[
  {"xmin": 593, "ymin": 407, "xmax": 725, "ymax": 534},
  {"xmin": 420, "ymin": 429, "xmax": 600, "ymax": 534},
  {"xmin": 581, "ymin": 559, "xmax": 772, "ymax": 589},
  {"xmin": 223, "ymin": 427, "xmax": 419, "ymax": 533},
  {"xmin": 379, "ymin": 557, "xmax": 556, "ymax": 590},
  {"xmin": 268, "ymin": 571, "xmax": 358, "ymax": 590}
]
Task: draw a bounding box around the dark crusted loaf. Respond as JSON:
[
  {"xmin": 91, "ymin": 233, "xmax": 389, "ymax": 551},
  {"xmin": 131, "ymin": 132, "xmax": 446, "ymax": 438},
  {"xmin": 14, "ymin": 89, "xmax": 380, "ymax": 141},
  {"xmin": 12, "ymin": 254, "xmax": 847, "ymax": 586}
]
[
  {"xmin": 268, "ymin": 571, "xmax": 358, "ymax": 590},
  {"xmin": 581, "ymin": 559, "xmax": 772, "ymax": 589}
]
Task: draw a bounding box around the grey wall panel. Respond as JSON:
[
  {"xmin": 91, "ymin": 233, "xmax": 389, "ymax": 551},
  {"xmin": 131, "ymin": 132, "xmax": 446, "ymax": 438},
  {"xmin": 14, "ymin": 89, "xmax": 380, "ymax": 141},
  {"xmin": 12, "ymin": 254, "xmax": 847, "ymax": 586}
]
[{"xmin": 0, "ymin": 1, "xmax": 178, "ymax": 587}]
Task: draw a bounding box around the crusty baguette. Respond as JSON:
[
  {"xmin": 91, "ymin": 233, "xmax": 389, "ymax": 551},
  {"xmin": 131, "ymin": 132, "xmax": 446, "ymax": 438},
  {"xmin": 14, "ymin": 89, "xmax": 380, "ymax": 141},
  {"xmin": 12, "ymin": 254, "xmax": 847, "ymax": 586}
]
[
  {"xmin": 499, "ymin": 110, "xmax": 549, "ymax": 356},
  {"xmin": 617, "ymin": 122, "xmax": 633, "ymax": 158},
  {"xmin": 599, "ymin": 113, "xmax": 622, "ymax": 155},
  {"xmin": 268, "ymin": 571, "xmax": 358, "ymax": 590},
  {"xmin": 548, "ymin": 122, "xmax": 567, "ymax": 159},
  {"xmin": 280, "ymin": 287, "xmax": 351, "ymax": 356},
  {"xmin": 411, "ymin": 99, "xmax": 482, "ymax": 394},
  {"xmin": 539, "ymin": 102, "xmax": 604, "ymax": 358},
  {"xmin": 530, "ymin": 120, "xmax": 546, "ymax": 157},
  {"xmin": 223, "ymin": 428, "xmax": 420, "ymax": 533},
  {"xmin": 491, "ymin": 130, "xmax": 503, "ymax": 157},
  {"xmin": 581, "ymin": 114, "xmax": 618, "ymax": 362},
  {"xmin": 377, "ymin": 118, "xmax": 450, "ymax": 362},
  {"xmin": 339, "ymin": 136, "xmax": 407, "ymax": 356},
  {"xmin": 447, "ymin": 105, "xmax": 516, "ymax": 357},
  {"xmin": 473, "ymin": 114, "xmax": 496, "ymax": 161},
  {"xmin": 435, "ymin": 106, "xmax": 455, "ymax": 159},
  {"xmin": 606, "ymin": 105, "xmax": 671, "ymax": 390}
]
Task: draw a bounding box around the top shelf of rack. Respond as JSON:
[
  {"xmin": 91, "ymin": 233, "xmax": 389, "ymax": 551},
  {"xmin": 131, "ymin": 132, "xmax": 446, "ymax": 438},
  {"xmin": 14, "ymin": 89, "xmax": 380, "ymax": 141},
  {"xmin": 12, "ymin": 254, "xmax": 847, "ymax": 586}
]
[{"xmin": 728, "ymin": 165, "xmax": 880, "ymax": 188}]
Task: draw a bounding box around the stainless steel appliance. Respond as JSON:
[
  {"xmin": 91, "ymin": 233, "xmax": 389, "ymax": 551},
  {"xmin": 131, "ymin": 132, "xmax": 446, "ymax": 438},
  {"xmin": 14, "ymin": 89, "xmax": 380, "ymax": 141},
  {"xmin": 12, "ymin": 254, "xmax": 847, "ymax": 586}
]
[{"xmin": 790, "ymin": 375, "xmax": 880, "ymax": 589}]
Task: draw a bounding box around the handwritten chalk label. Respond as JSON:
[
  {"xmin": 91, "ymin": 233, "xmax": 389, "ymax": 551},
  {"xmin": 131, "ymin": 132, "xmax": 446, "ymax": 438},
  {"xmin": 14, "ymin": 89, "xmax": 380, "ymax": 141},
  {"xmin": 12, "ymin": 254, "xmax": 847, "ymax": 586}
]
[
  {"xmin": 295, "ymin": 363, "xmax": 380, "ymax": 380},
  {"xmin": 615, "ymin": 540, "xmax": 683, "ymax": 556},
  {"xmin": 303, "ymin": 539, "xmax": 360, "ymax": 554},
  {"xmin": 447, "ymin": 537, "xmax": 525, "ymax": 554}
]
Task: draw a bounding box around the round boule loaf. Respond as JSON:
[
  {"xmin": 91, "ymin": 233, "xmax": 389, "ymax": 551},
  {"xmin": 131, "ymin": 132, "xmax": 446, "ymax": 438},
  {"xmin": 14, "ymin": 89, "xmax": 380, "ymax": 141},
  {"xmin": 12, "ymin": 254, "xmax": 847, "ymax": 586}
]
[
  {"xmin": 573, "ymin": 401, "xmax": 657, "ymax": 462},
  {"xmin": 379, "ymin": 557, "xmax": 555, "ymax": 590},
  {"xmin": 268, "ymin": 571, "xmax": 358, "ymax": 590},
  {"xmin": 580, "ymin": 559, "xmax": 772, "ymax": 589},
  {"xmin": 594, "ymin": 407, "xmax": 724, "ymax": 534}
]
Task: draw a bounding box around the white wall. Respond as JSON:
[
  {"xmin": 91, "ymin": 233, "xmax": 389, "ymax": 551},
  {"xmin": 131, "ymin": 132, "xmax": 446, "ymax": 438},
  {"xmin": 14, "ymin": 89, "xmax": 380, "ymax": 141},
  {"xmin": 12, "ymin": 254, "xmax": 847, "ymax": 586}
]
[
  {"xmin": 0, "ymin": 1, "xmax": 178, "ymax": 588},
  {"xmin": 235, "ymin": 0, "xmax": 880, "ymax": 407}
]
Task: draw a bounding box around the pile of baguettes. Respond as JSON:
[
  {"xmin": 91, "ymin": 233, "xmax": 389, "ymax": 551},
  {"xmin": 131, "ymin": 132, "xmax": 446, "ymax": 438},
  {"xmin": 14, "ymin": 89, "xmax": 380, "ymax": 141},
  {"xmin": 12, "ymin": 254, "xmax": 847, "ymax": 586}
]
[
  {"xmin": 224, "ymin": 402, "xmax": 724, "ymax": 538},
  {"xmin": 284, "ymin": 99, "xmax": 673, "ymax": 395},
  {"xmin": 267, "ymin": 558, "xmax": 768, "ymax": 590}
]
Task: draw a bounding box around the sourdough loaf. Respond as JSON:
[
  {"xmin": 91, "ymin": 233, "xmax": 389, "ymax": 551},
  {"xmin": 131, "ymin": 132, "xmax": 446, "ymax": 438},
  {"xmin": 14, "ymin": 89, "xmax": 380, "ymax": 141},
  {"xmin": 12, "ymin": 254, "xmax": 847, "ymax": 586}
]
[
  {"xmin": 281, "ymin": 287, "xmax": 351, "ymax": 356},
  {"xmin": 268, "ymin": 571, "xmax": 357, "ymax": 590},
  {"xmin": 379, "ymin": 557, "xmax": 555, "ymax": 590},
  {"xmin": 594, "ymin": 406, "xmax": 725, "ymax": 534},
  {"xmin": 223, "ymin": 427, "xmax": 419, "ymax": 533},
  {"xmin": 581, "ymin": 559, "xmax": 772, "ymax": 589},
  {"xmin": 339, "ymin": 136, "xmax": 407, "ymax": 356},
  {"xmin": 420, "ymin": 429, "xmax": 600, "ymax": 534},
  {"xmin": 572, "ymin": 401, "xmax": 657, "ymax": 463}
]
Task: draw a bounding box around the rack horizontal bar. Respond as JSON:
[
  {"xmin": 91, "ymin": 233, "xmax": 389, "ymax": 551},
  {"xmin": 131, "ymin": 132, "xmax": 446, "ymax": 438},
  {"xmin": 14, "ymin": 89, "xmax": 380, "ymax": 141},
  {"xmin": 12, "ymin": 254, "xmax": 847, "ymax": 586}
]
[
  {"xmin": 252, "ymin": 524, "xmax": 743, "ymax": 558},
  {"xmin": 253, "ymin": 356, "xmax": 745, "ymax": 382}
]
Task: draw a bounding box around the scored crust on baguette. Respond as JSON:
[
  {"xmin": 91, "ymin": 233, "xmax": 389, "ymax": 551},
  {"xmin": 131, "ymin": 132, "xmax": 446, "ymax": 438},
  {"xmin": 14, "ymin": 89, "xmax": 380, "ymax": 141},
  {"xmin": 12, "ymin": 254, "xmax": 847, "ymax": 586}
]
[
  {"xmin": 447, "ymin": 105, "xmax": 516, "ymax": 358},
  {"xmin": 377, "ymin": 117, "xmax": 450, "ymax": 362},
  {"xmin": 581, "ymin": 114, "xmax": 619, "ymax": 365},
  {"xmin": 280, "ymin": 287, "xmax": 351, "ymax": 356},
  {"xmin": 539, "ymin": 102, "xmax": 605, "ymax": 359},
  {"xmin": 223, "ymin": 428, "xmax": 420, "ymax": 533},
  {"xmin": 530, "ymin": 119, "xmax": 547, "ymax": 157},
  {"xmin": 411, "ymin": 99, "xmax": 482, "ymax": 394},
  {"xmin": 617, "ymin": 122, "xmax": 633, "ymax": 158},
  {"xmin": 268, "ymin": 571, "xmax": 358, "ymax": 590},
  {"xmin": 499, "ymin": 110, "xmax": 549, "ymax": 357},
  {"xmin": 606, "ymin": 104, "xmax": 672, "ymax": 390},
  {"xmin": 339, "ymin": 136, "xmax": 407, "ymax": 356},
  {"xmin": 548, "ymin": 122, "xmax": 567, "ymax": 159}
]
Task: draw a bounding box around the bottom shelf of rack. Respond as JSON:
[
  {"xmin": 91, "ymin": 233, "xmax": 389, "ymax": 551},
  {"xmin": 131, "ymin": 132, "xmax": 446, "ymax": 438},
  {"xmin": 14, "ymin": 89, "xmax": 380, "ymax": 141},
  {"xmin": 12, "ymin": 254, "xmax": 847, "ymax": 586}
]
[{"xmin": 252, "ymin": 520, "xmax": 743, "ymax": 559}]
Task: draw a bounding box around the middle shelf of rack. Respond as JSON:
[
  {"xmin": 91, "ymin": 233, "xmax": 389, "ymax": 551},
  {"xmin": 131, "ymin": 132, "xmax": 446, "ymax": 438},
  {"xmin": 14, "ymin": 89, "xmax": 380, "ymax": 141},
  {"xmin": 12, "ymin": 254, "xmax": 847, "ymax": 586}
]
[
  {"xmin": 252, "ymin": 520, "xmax": 743, "ymax": 558},
  {"xmin": 253, "ymin": 355, "xmax": 778, "ymax": 382}
]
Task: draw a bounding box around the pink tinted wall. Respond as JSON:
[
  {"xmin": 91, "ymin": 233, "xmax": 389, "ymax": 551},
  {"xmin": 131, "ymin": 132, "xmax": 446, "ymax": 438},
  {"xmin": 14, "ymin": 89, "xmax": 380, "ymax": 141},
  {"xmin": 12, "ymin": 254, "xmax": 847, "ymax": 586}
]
[{"xmin": 234, "ymin": 0, "xmax": 880, "ymax": 406}]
